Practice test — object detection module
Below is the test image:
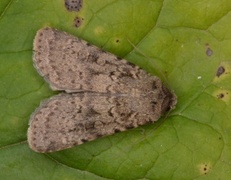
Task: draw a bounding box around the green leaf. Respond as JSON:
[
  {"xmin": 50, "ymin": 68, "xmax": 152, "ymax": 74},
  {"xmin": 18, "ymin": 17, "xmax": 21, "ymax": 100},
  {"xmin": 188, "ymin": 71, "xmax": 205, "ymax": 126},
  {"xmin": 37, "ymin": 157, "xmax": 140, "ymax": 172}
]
[{"xmin": 1, "ymin": 0, "xmax": 231, "ymax": 179}]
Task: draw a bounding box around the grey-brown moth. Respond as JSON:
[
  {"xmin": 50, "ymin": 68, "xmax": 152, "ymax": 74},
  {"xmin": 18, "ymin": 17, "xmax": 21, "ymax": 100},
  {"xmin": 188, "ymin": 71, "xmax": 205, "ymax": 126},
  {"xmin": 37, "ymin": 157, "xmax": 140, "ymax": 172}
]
[{"xmin": 28, "ymin": 27, "xmax": 177, "ymax": 153}]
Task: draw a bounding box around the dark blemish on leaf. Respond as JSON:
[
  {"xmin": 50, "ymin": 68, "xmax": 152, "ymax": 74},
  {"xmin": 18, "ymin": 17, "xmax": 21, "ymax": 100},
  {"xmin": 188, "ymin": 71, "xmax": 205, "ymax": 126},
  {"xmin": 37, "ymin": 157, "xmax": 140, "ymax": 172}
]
[
  {"xmin": 65, "ymin": 0, "xmax": 83, "ymax": 12},
  {"xmin": 74, "ymin": 17, "xmax": 84, "ymax": 28},
  {"xmin": 217, "ymin": 93, "xmax": 225, "ymax": 99},
  {"xmin": 116, "ymin": 39, "xmax": 120, "ymax": 43},
  {"xmin": 217, "ymin": 93, "xmax": 228, "ymax": 99},
  {"xmin": 203, "ymin": 164, "xmax": 208, "ymax": 174},
  {"xmin": 216, "ymin": 66, "xmax": 225, "ymax": 77},
  {"xmin": 206, "ymin": 47, "xmax": 213, "ymax": 56}
]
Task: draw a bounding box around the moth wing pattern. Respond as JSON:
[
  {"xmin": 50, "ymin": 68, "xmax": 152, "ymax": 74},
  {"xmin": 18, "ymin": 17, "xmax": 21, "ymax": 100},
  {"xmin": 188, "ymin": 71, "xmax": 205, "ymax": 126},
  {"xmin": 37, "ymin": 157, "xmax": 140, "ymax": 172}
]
[
  {"xmin": 28, "ymin": 92, "xmax": 169, "ymax": 153},
  {"xmin": 29, "ymin": 27, "xmax": 177, "ymax": 153},
  {"xmin": 33, "ymin": 28, "xmax": 164, "ymax": 94}
]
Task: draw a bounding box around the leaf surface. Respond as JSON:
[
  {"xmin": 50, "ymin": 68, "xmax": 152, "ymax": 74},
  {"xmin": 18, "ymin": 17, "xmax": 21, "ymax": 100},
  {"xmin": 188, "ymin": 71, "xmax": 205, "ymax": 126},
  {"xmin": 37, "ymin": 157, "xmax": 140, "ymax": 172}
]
[{"xmin": 0, "ymin": 0, "xmax": 231, "ymax": 179}]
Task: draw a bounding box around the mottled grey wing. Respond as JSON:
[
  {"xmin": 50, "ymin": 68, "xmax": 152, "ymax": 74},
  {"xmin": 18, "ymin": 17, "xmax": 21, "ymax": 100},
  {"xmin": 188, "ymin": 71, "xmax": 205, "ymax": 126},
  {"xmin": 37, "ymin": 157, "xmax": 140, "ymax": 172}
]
[
  {"xmin": 33, "ymin": 27, "xmax": 162, "ymax": 95},
  {"xmin": 28, "ymin": 92, "xmax": 166, "ymax": 153}
]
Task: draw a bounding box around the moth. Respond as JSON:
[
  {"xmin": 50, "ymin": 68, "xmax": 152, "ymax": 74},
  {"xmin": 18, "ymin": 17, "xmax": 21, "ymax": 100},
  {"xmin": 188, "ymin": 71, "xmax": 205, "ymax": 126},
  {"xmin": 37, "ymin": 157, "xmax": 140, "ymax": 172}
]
[{"xmin": 28, "ymin": 27, "xmax": 177, "ymax": 153}]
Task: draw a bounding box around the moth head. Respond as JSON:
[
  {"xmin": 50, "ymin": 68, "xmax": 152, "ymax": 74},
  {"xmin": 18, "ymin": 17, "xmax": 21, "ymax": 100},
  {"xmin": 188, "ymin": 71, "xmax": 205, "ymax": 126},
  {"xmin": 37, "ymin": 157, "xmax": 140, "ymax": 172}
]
[{"xmin": 160, "ymin": 86, "xmax": 177, "ymax": 113}]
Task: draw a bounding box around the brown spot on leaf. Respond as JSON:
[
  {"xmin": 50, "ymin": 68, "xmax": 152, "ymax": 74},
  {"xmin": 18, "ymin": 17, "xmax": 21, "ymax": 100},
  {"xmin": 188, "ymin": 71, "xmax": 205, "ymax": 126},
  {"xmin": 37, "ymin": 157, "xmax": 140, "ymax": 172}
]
[
  {"xmin": 217, "ymin": 93, "xmax": 225, "ymax": 99},
  {"xmin": 198, "ymin": 163, "xmax": 211, "ymax": 175},
  {"xmin": 206, "ymin": 47, "xmax": 213, "ymax": 56},
  {"xmin": 216, "ymin": 66, "xmax": 225, "ymax": 77},
  {"xmin": 74, "ymin": 17, "xmax": 84, "ymax": 28},
  {"xmin": 65, "ymin": 0, "xmax": 83, "ymax": 12}
]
